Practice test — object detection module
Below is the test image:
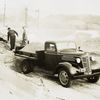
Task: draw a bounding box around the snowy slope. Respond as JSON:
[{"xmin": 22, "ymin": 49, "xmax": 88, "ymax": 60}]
[{"xmin": 0, "ymin": 41, "xmax": 100, "ymax": 100}]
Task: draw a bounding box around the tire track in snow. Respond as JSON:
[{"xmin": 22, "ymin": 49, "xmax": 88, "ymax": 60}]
[{"xmin": 72, "ymin": 80, "xmax": 100, "ymax": 99}]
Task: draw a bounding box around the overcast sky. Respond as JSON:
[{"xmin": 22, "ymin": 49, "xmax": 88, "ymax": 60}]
[{"xmin": 0, "ymin": 0, "xmax": 100, "ymax": 17}]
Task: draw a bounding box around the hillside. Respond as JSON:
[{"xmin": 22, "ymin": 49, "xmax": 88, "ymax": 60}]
[
  {"xmin": 40, "ymin": 15, "xmax": 100, "ymax": 30},
  {"xmin": 80, "ymin": 38, "xmax": 100, "ymax": 55},
  {"xmin": 1, "ymin": 15, "xmax": 100, "ymax": 30}
]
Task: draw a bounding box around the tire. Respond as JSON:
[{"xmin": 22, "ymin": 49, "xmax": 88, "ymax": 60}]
[
  {"xmin": 58, "ymin": 68, "xmax": 71, "ymax": 87},
  {"xmin": 21, "ymin": 59, "xmax": 32, "ymax": 74},
  {"xmin": 87, "ymin": 76, "xmax": 99, "ymax": 83}
]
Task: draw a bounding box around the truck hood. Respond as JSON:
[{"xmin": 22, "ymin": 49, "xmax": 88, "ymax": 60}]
[
  {"xmin": 60, "ymin": 51, "xmax": 86, "ymax": 61},
  {"xmin": 60, "ymin": 50, "xmax": 85, "ymax": 56}
]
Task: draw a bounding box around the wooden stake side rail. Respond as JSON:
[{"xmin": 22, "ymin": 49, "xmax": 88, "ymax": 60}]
[
  {"xmin": 14, "ymin": 50, "xmax": 37, "ymax": 60},
  {"xmin": 15, "ymin": 53, "xmax": 37, "ymax": 60}
]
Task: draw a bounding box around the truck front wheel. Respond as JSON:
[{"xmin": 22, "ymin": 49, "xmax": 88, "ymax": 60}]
[
  {"xmin": 58, "ymin": 68, "xmax": 71, "ymax": 87},
  {"xmin": 87, "ymin": 76, "xmax": 99, "ymax": 83},
  {"xmin": 21, "ymin": 60, "xmax": 32, "ymax": 74}
]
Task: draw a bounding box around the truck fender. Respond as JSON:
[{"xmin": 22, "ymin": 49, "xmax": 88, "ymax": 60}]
[{"xmin": 55, "ymin": 62, "xmax": 77, "ymax": 75}]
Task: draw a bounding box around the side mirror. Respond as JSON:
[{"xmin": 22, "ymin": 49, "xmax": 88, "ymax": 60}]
[
  {"xmin": 78, "ymin": 46, "xmax": 81, "ymax": 50},
  {"xmin": 78, "ymin": 46, "xmax": 83, "ymax": 51}
]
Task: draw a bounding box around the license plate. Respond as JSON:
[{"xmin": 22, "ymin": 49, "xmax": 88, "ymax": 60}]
[{"xmin": 80, "ymin": 68, "xmax": 92, "ymax": 75}]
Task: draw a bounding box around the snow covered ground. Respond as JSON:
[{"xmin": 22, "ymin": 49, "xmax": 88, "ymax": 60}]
[{"xmin": 0, "ymin": 34, "xmax": 100, "ymax": 100}]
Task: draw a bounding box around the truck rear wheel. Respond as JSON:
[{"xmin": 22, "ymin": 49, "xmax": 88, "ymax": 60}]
[
  {"xmin": 58, "ymin": 68, "xmax": 71, "ymax": 87},
  {"xmin": 87, "ymin": 76, "xmax": 99, "ymax": 83},
  {"xmin": 21, "ymin": 59, "xmax": 32, "ymax": 74}
]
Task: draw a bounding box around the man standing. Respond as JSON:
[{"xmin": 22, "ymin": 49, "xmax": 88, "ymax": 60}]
[
  {"xmin": 7, "ymin": 27, "xmax": 18, "ymax": 50},
  {"xmin": 22, "ymin": 26, "xmax": 28, "ymax": 46},
  {"xmin": 15, "ymin": 27, "xmax": 29, "ymax": 51}
]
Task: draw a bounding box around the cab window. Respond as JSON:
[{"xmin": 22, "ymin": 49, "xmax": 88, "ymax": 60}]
[{"xmin": 46, "ymin": 43, "xmax": 56, "ymax": 52}]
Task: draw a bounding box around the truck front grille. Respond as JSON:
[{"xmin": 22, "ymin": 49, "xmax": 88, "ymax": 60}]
[
  {"xmin": 81, "ymin": 55, "xmax": 91, "ymax": 75},
  {"xmin": 82, "ymin": 57, "xmax": 87, "ymax": 62}
]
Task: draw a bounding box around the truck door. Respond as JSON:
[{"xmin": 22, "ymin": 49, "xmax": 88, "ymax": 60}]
[{"xmin": 44, "ymin": 42, "xmax": 61, "ymax": 71}]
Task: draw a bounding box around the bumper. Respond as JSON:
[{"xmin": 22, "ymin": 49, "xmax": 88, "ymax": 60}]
[{"xmin": 72, "ymin": 69, "xmax": 100, "ymax": 79}]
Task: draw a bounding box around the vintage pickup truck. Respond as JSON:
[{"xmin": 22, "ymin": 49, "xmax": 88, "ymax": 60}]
[{"xmin": 15, "ymin": 41, "xmax": 100, "ymax": 87}]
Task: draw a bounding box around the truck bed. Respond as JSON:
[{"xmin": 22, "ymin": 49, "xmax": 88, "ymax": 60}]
[{"xmin": 15, "ymin": 42, "xmax": 44, "ymax": 60}]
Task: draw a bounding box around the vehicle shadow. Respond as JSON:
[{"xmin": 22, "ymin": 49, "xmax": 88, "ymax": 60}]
[
  {"xmin": 10, "ymin": 60, "xmax": 60, "ymax": 85},
  {"xmin": 10, "ymin": 58, "xmax": 22, "ymax": 73}
]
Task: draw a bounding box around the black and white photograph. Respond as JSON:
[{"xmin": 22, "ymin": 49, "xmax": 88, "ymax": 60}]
[{"xmin": 0, "ymin": 0, "xmax": 100, "ymax": 100}]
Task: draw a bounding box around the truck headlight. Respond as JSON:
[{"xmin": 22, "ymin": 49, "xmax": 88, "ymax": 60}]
[
  {"xmin": 90, "ymin": 56, "xmax": 95, "ymax": 61},
  {"xmin": 76, "ymin": 58, "xmax": 81, "ymax": 63}
]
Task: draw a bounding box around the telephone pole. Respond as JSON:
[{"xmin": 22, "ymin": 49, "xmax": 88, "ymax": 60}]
[
  {"xmin": 25, "ymin": 7, "xmax": 28, "ymax": 27},
  {"xmin": 3, "ymin": 0, "xmax": 6, "ymax": 26},
  {"xmin": 35, "ymin": 8, "xmax": 40, "ymax": 30}
]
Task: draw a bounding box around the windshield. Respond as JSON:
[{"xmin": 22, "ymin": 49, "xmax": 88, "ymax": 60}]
[{"xmin": 56, "ymin": 41, "xmax": 77, "ymax": 51}]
